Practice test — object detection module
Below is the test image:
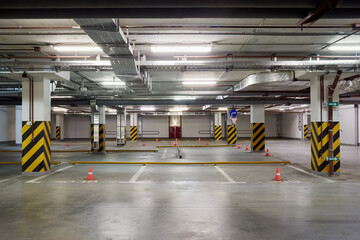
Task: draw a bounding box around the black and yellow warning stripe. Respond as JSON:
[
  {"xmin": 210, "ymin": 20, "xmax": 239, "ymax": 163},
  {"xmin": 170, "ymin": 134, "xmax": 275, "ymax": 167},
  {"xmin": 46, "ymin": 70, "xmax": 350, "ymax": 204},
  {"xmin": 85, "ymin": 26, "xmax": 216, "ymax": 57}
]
[
  {"xmin": 130, "ymin": 126, "xmax": 138, "ymax": 141},
  {"xmin": 22, "ymin": 121, "xmax": 51, "ymax": 173},
  {"xmin": 311, "ymin": 121, "xmax": 340, "ymax": 173},
  {"xmin": 56, "ymin": 126, "xmax": 61, "ymax": 140},
  {"xmin": 251, "ymin": 123, "xmax": 265, "ymax": 151},
  {"xmin": 304, "ymin": 125, "xmax": 308, "ymax": 139},
  {"xmin": 227, "ymin": 125, "xmax": 237, "ymax": 144},
  {"xmin": 91, "ymin": 124, "xmax": 105, "ymax": 152},
  {"xmin": 215, "ymin": 125, "xmax": 222, "ymax": 140}
]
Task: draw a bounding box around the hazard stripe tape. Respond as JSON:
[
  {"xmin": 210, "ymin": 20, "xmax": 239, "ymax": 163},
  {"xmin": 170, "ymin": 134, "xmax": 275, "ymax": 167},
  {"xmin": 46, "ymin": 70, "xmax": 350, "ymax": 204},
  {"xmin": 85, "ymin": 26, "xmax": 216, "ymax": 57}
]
[
  {"xmin": 56, "ymin": 126, "xmax": 61, "ymax": 140},
  {"xmin": 130, "ymin": 126, "xmax": 138, "ymax": 141},
  {"xmin": 91, "ymin": 124, "xmax": 106, "ymax": 153},
  {"xmin": 251, "ymin": 123, "xmax": 265, "ymax": 151},
  {"xmin": 214, "ymin": 125, "xmax": 222, "ymax": 140},
  {"xmin": 21, "ymin": 121, "xmax": 51, "ymax": 173},
  {"xmin": 311, "ymin": 121, "xmax": 340, "ymax": 173},
  {"xmin": 227, "ymin": 125, "xmax": 237, "ymax": 144},
  {"xmin": 304, "ymin": 125, "xmax": 308, "ymax": 139}
]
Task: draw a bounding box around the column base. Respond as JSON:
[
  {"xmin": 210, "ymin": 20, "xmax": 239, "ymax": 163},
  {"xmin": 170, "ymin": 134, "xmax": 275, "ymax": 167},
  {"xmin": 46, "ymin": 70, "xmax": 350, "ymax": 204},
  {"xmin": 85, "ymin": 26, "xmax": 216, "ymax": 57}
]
[
  {"xmin": 22, "ymin": 170, "xmax": 51, "ymax": 176},
  {"xmin": 312, "ymin": 171, "xmax": 340, "ymax": 176}
]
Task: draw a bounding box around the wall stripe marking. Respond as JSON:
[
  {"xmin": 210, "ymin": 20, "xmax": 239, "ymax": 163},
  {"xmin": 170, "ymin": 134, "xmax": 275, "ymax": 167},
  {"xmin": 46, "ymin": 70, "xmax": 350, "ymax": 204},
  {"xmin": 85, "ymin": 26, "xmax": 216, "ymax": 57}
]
[{"xmin": 227, "ymin": 125, "xmax": 237, "ymax": 144}]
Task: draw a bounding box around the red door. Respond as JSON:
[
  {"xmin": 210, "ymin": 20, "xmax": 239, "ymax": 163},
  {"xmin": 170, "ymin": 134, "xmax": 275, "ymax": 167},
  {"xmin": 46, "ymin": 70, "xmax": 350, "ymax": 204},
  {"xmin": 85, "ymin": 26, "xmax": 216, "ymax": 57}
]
[
  {"xmin": 169, "ymin": 126, "xmax": 175, "ymax": 139},
  {"xmin": 169, "ymin": 126, "xmax": 181, "ymax": 138}
]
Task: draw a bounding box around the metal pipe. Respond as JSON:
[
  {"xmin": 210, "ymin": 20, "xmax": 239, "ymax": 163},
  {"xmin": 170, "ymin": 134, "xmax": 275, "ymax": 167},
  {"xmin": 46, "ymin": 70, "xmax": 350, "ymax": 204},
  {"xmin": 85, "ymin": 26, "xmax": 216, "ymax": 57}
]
[
  {"xmin": 174, "ymin": 55, "xmax": 360, "ymax": 60},
  {"xmin": 0, "ymin": 56, "xmax": 90, "ymax": 59},
  {"xmin": 327, "ymin": 70, "xmax": 342, "ymax": 176}
]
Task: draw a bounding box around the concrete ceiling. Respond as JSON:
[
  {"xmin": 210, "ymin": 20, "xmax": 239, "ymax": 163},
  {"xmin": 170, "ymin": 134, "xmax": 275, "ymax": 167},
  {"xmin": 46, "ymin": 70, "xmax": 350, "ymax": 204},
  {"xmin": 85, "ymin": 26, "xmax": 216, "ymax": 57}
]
[{"xmin": 0, "ymin": 15, "xmax": 360, "ymax": 109}]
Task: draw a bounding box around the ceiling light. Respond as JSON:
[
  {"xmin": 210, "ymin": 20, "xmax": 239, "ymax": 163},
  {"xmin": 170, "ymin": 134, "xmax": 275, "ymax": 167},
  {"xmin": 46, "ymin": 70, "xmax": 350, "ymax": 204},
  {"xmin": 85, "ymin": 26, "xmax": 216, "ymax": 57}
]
[
  {"xmin": 202, "ymin": 105, "xmax": 211, "ymax": 110},
  {"xmin": 141, "ymin": 106, "xmax": 156, "ymax": 111},
  {"xmin": 173, "ymin": 96, "xmax": 196, "ymax": 100},
  {"xmin": 151, "ymin": 45, "xmax": 211, "ymax": 53},
  {"xmin": 101, "ymin": 82, "xmax": 125, "ymax": 86},
  {"xmin": 218, "ymin": 107, "xmax": 228, "ymax": 111},
  {"xmin": 52, "ymin": 107, "xmax": 68, "ymax": 112},
  {"xmin": 182, "ymin": 81, "xmax": 217, "ymax": 85},
  {"xmin": 169, "ymin": 107, "xmax": 188, "ymax": 112},
  {"xmin": 53, "ymin": 46, "xmax": 102, "ymax": 52},
  {"xmin": 328, "ymin": 46, "xmax": 360, "ymax": 51}
]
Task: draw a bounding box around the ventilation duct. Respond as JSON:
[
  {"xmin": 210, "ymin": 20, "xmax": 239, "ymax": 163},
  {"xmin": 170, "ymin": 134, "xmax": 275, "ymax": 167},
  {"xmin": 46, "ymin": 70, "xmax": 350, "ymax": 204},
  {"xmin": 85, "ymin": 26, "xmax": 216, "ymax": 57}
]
[
  {"xmin": 74, "ymin": 19, "xmax": 151, "ymax": 92},
  {"xmin": 230, "ymin": 71, "xmax": 309, "ymax": 92}
]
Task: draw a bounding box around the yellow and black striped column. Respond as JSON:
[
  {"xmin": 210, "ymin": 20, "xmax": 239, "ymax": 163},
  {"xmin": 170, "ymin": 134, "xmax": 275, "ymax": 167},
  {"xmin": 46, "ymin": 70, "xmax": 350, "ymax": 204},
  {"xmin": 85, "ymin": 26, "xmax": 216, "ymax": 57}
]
[
  {"xmin": 91, "ymin": 124, "xmax": 105, "ymax": 153},
  {"xmin": 22, "ymin": 121, "xmax": 51, "ymax": 174},
  {"xmin": 251, "ymin": 123, "xmax": 265, "ymax": 151},
  {"xmin": 311, "ymin": 122, "xmax": 340, "ymax": 174},
  {"xmin": 215, "ymin": 125, "xmax": 222, "ymax": 141},
  {"xmin": 130, "ymin": 126, "xmax": 138, "ymax": 141},
  {"xmin": 56, "ymin": 126, "xmax": 61, "ymax": 140},
  {"xmin": 227, "ymin": 125, "xmax": 237, "ymax": 144},
  {"xmin": 304, "ymin": 125, "xmax": 308, "ymax": 139}
]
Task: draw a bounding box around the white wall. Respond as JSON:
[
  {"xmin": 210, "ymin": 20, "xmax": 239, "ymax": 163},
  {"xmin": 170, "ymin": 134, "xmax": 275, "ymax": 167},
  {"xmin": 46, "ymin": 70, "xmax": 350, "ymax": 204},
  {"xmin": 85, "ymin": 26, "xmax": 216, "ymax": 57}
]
[
  {"xmin": 182, "ymin": 115, "xmax": 211, "ymax": 138},
  {"xmin": 358, "ymin": 106, "xmax": 360, "ymax": 145},
  {"xmin": 142, "ymin": 116, "xmax": 169, "ymax": 138},
  {"xmin": 265, "ymin": 113, "xmax": 278, "ymax": 137},
  {"xmin": 236, "ymin": 115, "xmax": 251, "ymax": 137},
  {"xmin": 236, "ymin": 113, "xmax": 278, "ymax": 138},
  {"xmin": 64, "ymin": 115, "xmax": 91, "ymax": 139},
  {"xmin": 340, "ymin": 105, "xmax": 357, "ymax": 145},
  {"xmin": 0, "ymin": 106, "xmax": 15, "ymax": 142},
  {"xmin": 281, "ymin": 113, "xmax": 302, "ymax": 139}
]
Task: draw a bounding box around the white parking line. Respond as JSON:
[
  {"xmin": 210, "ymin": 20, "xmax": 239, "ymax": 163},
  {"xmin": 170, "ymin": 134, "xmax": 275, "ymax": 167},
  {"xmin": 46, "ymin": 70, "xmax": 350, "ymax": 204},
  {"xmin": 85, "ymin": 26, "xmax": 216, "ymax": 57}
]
[
  {"xmin": 0, "ymin": 179, "xmax": 10, "ymax": 183},
  {"xmin": 287, "ymin": 165, "xmax": 335, "ymax": 183},
  {"xmin": 161, "ymin": 148, "xmax": 168, "ymax": 159},
  {"xmin": 214, "ymin": 166, "xmax": 236, "ymax": 183},
  {"xmin": 26, "ymin": 165, "xmax": 74, "ymax": 183},
  {"xmin": 129, "ymin": 165, "xmax": 146, "ymax": 183}
]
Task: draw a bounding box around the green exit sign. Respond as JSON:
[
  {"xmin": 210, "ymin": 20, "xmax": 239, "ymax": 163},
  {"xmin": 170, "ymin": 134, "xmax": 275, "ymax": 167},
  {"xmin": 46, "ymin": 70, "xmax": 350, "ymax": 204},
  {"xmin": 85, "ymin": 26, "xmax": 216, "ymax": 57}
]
[
  {"xmin": 326, "ymin": 157, "xmax": 340, "ymax": 161},
  {"xmin": 328, "ymin": 102, "xmax": 339, "ymax": 107}
]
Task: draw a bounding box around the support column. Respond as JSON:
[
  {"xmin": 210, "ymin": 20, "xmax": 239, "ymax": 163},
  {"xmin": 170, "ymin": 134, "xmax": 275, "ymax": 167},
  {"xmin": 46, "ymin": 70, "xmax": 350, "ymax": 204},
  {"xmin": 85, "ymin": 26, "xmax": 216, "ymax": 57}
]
[
  {"xmin": 214, "ymin": 112, "xmax": 222, "ymax": 140},
  {"xmin": 91, "ymin": 103, "xmax": 106, "ymax": 153},
  {"xmin": 310, "ymin": 76, "xmax": 340, "ymax": 175},
  {"xmin": 15, "ymin": 106, "xmax": 22, "ymax": 145},
  {"xmin": 21, "ymin": 74, "xmax": 51, "ymax": 175},
  {"xmin": 130, "ymin": 113, "xmax": 138, "ymax": 141},
  {"xmin": 116, "ymin": 107, "xmax": 126, "ymax": 145},
  {"xmin": 55, "ymin": 114, "xmax": 64, "ymax": 140},
  {"xmin": 227, "ymin": 109, "xmax": 237, "ymax": 144},
  {"xmin": 250, "ymin": 105, "xmax": 265, "ymax": 151}
]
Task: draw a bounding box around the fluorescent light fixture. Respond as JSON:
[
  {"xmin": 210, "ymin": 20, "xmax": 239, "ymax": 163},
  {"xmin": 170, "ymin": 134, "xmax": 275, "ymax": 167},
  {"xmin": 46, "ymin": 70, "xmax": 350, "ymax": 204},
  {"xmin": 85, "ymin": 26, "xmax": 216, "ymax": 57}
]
[
  {"xmin": 218, "ymin": 107, "xmax": 228, "ymax": 111},
  {"xmin": 301, "ymin": 104, "xmax": 309, "ymax": 107},
  {"xmin": 173, "ymin": 96, "xmax": 196, "ymax": 100},
  {"xmin": 169, "ymin": 107, "xmax": 188, "ymax": 112},
  {"xmin": 101, "ymin": 81, "xmax": 125, "ymax": 86},
  {"xmin": 141, "ymin": 106, "xmax": 156, "ymax": 111},
  {"xmin": 52, "ymin": 107, "xmax": 68, "ymax": 112},
  {"xmin": 151, "ymin": 45, "xmax": 211, "ymax": 53},
  {"xmin": 106, "ymin": 108, "xmax": 117, "ymax": 113},
  {"xmin": 328, "ymin": 46, "xmax": 360, "ymax": 51},
  {"xmin": 202, "ymin": 105, "xmax": 211, "ymax": 110},
  {"xmin": 54, "ymin": 46, "xmax": 102, "ymax": 52},
  {"xmin": 182, "ymin": 81, "xmax": 216, "ymax": 85}
]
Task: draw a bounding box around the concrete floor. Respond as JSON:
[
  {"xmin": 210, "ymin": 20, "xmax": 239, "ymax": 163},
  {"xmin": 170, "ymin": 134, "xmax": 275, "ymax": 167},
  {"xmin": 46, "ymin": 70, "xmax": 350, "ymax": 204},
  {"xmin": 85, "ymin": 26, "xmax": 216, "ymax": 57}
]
[{"xmin": 0, "ymin": 139, "xmax": 360, "ymax": 239}]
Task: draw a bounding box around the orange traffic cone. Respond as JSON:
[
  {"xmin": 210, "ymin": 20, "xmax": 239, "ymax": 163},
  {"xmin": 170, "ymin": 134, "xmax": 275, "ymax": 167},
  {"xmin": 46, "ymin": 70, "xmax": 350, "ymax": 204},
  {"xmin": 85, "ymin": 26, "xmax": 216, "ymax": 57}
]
[
  {"xmin": 198, "ymin": 138, "xmax": 201, "ymax": 142},
  {"xmin": 156, "ymin": 138, "xmax": 158, "ymax": 143},
  {"xmin": 142, "ymin": 142, "xmax": 146, "ymax": 146},
  {"xmin": 245, "ymin": 144, "xmax": 249, "ymax": 150},
  {"xmin": 206, "ymin": 140, "xmax": 209, "ymax": 145},
  {"xmin": 85, "ymin": 167, "xmax": 96, "ymax": 180},
  {"xmin": 265, "ymin": 149, "xmax": 270, "ymax": 156},
  {"xmin": 66, "ymin": 141, "xmax": 69, "ymax": 147},
  {"xmin": 273, "ymin": 168, "xmax": 283, "ymax": 181},
  {"xmin": 174, "ymin": 139, "xmax": 177, "ymax": 146},
  {"xmin": 238, "ymin": 143, "xmax": 241, "ymax": 149}
]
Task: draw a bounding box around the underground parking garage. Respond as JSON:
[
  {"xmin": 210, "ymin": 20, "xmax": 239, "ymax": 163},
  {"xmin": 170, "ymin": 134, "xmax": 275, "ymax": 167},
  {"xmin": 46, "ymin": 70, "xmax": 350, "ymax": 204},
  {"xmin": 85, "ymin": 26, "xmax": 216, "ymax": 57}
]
[{"xmin": 1, "ymin": 1, "xmax": 360, "ymax": 239}]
